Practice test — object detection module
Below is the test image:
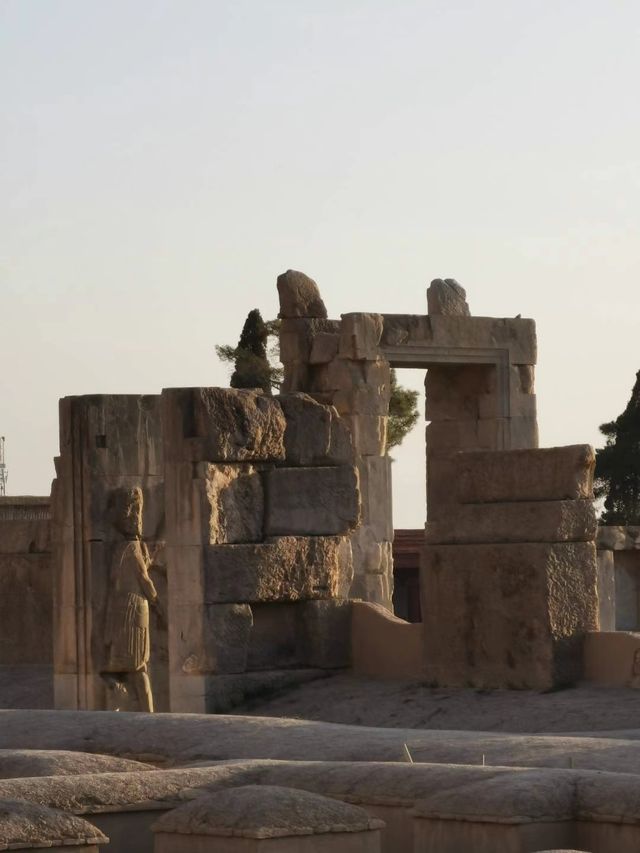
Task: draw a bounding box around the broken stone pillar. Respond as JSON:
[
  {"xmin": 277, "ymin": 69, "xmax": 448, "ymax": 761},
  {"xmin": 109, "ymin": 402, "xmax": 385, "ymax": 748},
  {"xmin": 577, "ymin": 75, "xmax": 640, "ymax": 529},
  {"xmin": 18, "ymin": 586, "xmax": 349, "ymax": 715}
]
[
  {"xmin": 422, "ymin": 445, "xmax": 599, "ymax": 689},
  {"xmin": 162, "ymin": 387, "xmax": 357, "ymax": 712},
  {"xmin": 151, "ymin": 785, "xmax": 384, "ymax": 853},
  {"xmin": 277, "ymin": 272, "xmax": 395, "ymax": 610},
  {"xmin": 51, "ymin": 395, "xmax": 167, "ymax": 711}
]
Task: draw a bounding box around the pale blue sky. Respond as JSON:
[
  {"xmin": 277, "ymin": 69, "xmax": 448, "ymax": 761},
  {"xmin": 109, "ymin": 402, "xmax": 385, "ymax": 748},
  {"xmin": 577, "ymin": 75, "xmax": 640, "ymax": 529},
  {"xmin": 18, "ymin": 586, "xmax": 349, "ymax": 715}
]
[{"xmin": 1, "ymin": 0, "xmax": 639, "ymax": 525}]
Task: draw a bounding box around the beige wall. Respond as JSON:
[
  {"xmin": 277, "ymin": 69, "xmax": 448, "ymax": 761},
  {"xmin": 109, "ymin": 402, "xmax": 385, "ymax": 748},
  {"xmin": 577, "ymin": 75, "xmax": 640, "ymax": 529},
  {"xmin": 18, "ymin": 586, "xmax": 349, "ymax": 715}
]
[
  {"xmin": 0, "ymin": 497, "xmax": 52, "ymax": 667},
  {"xmin": 351, "ymin": 601, "xmax": 425, "ymax": 680},
  {"xmin": 583, "ymin": 631, "xmax": 640, "ymax": 688}
]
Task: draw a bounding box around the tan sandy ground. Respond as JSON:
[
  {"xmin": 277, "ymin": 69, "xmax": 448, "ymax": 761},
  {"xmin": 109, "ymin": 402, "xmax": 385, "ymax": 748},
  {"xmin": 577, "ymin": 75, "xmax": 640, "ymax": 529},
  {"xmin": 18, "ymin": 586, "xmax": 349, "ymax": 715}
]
[{"xmin": 232, "ymin": 672, "xmax": 640, "ymax": 734}]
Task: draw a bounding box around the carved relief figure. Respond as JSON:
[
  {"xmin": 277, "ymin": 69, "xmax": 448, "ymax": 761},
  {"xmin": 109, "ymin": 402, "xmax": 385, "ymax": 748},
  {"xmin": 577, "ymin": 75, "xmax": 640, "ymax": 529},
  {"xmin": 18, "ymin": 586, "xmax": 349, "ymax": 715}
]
[{"xmin": 102, "ymin": 487, "xmax": 159, "ymax": 712}]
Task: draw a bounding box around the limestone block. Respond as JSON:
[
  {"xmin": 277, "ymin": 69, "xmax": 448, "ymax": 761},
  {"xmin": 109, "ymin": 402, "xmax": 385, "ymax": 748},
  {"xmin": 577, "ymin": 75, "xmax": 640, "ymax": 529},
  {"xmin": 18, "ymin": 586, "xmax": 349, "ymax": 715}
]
[
  {"xmin": 457, "ymin": 445, "xmax": 595, "ymax": 504},
  {"xmin": 350, "ymin": 526, "xmax": 393, "ymax": 576},
  {"xmin": 426, "ymin": 499, "xmax": 597, "ymax": 545},
  {"xmin": 60, "ymin": 393, "xmax": 164, "ymax": 478},
  {"xmin": 596, "ymin": 550, "xmax": 616, "ymax": 632},
  {"xmin": 425, "ymin": 364, "xmax": 495, "ymax": 421},
  {"xmin": 381, "ymin": 314, "xmax": 537, "ymax": 365},
  {"xmin": 516, "ymin": 363, "xmax": 536, "ymax": 394},
  {"xmin": 280, "ymin": 360, "xmax": 309, "ymax": 394},
  {"xmin": 193, "ymin": 388, "xmax": 286, "ymax": 462},
  {"xmin": 247, "ymin": 602, "xmax": 300, "ymax": 669},
  {"xmin": 204, "ymin": 536, "xmax": 349, "ymax": 602},
  {"xmin": 278, "ymin": 393, "xmax": 353, "ymax": 465},
  {"xmin": 343, "ymin": 414, "xmax": 387, "ymax": 456},
  {"xmin": 597, "ymin": 525, "xmax": 631, "ymax": 550},
  {"xmin": 381, "ymin": 313, "xmax": 432, "ymax": 347},
  {"xmin": 280, "ymin": 318, "xmax": 342, "ymax": 364},
  {"xmin": 277, "ymin": 269, "xmax": 327, "ymax": 319},
  {"xmin": 338, "ymin": 313, "xmax": 384, "ymax": 361},
  {"xmin": 422, "ymin": 541, "xmax": 598, "ymax": 688},
  {"xmin": 350, "ymin": 571, "xmax": 392, "ymax": 607},
  {"xmin": 176, "ymin": 603, "xmax": 253, "ymax": 675},
  {"xmin": 201, "ymin": 463, "xmax": 263, "ymax": 544},
  {"xmin": 310, "ymin": 331, "xmax": 339, "ymax": 364},
  {"xmin": 151, "ymin": 785, "xmax": 384, "ymax": 850},
  {"xmin": 357, "ymin": 456, "xmax": 393, "ymax": 540},
  {"xmin": 265, "ymin": 466, "xmax": 361, "ymax": 536},
  {"xmin": 297, "ymin": 599, "xmax": 352, "ymax": 668},
  {"xmin": 427, "ymin": 278, "xmax": 470, "ymax": 316}
]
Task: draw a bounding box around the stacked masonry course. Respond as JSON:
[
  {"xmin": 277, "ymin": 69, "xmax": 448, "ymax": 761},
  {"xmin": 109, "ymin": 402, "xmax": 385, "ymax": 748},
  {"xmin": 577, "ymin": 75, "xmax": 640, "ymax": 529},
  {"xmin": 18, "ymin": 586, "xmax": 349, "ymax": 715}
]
[{"xmin": 0, "ymin": 268, "xmax": 606, "ymax": 710}]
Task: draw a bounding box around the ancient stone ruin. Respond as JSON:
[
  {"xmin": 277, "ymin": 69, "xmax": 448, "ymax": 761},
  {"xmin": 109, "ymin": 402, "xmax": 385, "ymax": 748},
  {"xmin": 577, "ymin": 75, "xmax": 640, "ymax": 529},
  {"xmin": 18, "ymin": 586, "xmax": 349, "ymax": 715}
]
[{"xmin": 2, "ymin": 269, "xmax": 639, "ymax": 853}]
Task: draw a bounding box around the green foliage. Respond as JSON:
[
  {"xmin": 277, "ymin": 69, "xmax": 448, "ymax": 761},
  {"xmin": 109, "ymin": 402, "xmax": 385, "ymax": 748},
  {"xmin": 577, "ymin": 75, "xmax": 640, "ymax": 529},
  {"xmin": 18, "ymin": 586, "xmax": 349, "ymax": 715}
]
[
  {"xmin": 387, "ymin": 369, "xmax": 420, "ymax": 451},
  {"xmin": 215, "ymin": 309, "xmax": 283, "ymax": 393},
  {"xmin": 595, "ymin": 370, "xmax": 640, "ymax": 525}
]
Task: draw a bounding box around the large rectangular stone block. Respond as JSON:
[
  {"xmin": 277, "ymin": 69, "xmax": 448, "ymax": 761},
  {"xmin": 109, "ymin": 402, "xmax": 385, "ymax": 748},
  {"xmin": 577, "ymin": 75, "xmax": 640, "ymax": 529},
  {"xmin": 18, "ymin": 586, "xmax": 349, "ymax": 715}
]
[
  {"xmin": 421, "ymin": 541, "xmax": 598, "ymax": 688},
  {"xmin": 200, "ymin": 463, "xmax": 263, "ymax": 544},
  {"xmin": 426, "ymin": 499, "xmax": 597, "ymax": 544},
  {"xmin": 456, "ymin": 445, "xmax": 594, "ymax": 504},
  {"xmin": 297, "ymin": 599, "xmax": 352, "ymax": 668},
  {"xmin": 278, "ymin": 393, "xmax": 354, "ymax": 465},
  {"xmin": 204, "ymin": 536, "xmax": 350, "ymax": 603},
  {"xmin": 338, "ymin": 312, "xmax": 384, "ymax": 360},
  {"xmin": 357, "ymin": 455, "xmax": 393, "ymax": 540},
  {"xmin": 265, "ymin": 466, "xmax": 360, "ymax": 536},
  {"xmin": 191, "ymin": 388, "xmax": 286, "ymax": 462},
  {"xmin": 381, "ymin": 314, "xmax": 537, "ymax": 364},
  {"xmin": 172, "ymin": 603, "xmax": 253, "ymax": 675}
]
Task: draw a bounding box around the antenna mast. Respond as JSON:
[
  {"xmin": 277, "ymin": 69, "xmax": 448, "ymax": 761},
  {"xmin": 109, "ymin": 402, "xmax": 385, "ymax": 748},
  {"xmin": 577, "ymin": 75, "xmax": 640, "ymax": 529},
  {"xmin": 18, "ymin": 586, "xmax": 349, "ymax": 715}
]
[{"xmin": 0, "ymin": 437, "xmax": 7, "ymax": 496}]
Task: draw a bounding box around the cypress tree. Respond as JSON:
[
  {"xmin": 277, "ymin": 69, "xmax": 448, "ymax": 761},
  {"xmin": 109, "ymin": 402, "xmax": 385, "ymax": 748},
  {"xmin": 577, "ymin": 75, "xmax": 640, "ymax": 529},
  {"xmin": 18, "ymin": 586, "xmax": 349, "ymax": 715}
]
[
  {"xmin": 595, "ymin": 370, "xmax": 640, "ymax": 524},
  {"xmin": 216, "ymin": 309, "xmax": 272, "ymax": 394},
  {"xmin": 387, "ymin": 369, "xmax": 420, "ymax": 451}
]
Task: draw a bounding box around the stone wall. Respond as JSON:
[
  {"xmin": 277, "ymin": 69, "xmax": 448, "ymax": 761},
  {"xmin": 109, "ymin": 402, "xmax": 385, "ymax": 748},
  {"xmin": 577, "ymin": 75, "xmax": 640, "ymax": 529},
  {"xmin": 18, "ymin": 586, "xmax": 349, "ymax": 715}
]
[
  {"xmin": 51, "ymin": 395, "xmax": 167, "ymax": 711},
  {"xmin": 162, "ymin": 386, "xmax": 358, "ymax": 713},
  {"xmin": 0, "ymin": 497, "xmax": 52, "ymax": 667},
  {"xmin": 278, "ymin": 272, "xmax": 394, "ymax": 608},
  {"xmin": 422, "ymin": 445, "xmax": 599, "ymax": 689}
]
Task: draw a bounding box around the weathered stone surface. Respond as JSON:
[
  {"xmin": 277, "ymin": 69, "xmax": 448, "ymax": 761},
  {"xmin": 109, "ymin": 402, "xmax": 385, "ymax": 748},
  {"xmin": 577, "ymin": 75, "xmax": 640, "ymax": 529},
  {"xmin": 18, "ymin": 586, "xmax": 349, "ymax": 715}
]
[
  {"xmin": 277, "ymin": 270, "xmax": 328, "ymax": 319},
  {"xmin": 422, "ymin": 541, "xmax": 598, "ymax": 689},
  {"xmin": 0, "ymin": 749, "xmax": 151, "ymax": 779},
  {"xmin": 380, "ymin": 314, "xmax": 537, "ymax": 365},
  {"xmin": 425, "ymin": 364, "xmax": 495, "ymax": 421},
  {"xmin": 193, "ymin": 388, "xmax": 286, "ymax": 462},
  {"xmin": 339, "ymin": 313, "xmax": 384, "ymax": 361},
  {"xmin": 0, "ymin": 799, "xmax": 107, "ymax": 848},
  {"xmin": 457, "ymin": 445, "xmax": 595, "ymax": 504},
  {"xmin": 357, "ymin": 456, "xmax": 393, "ymax": 540},
  {"xmin": 310, "ymin": 332, "xmax": 339, "ymax": 364},
  {"xmin": 178, "ymin": 604, "xmax": 253, "ymax": 675},
  {"xmin": 338, "ymin": 313, "xmax": 383, "ymax": 361},
  {"xmin": 427, "ymin": 278, "xmax": 470, "ymax": 316},
  {"xmin": 204, "ymin": 537, "xmax": 349, "ymax": 603},
  {"xmin": 596, "ymin": 550, "xmax": 615, "ymax": 632},
  {"xmin": 279, "ymin": 319, "xmax": 341, "ymax": 364},
  {"xmin": 350, "ymin": 527, "xmax": 393, "ymax": 577},
  {"xmin": 265, "ymin": 466, "xmax": 360, "ymax": 536},
  {"xmin": 342, "ymin": 415, "xmax": 387, "ymax": 456},
  {"xmin": 297, "ymin": 599, "xmax": 352, "ymax": 668},
  {"xmin": 202, "ymin": 464, "xmax": 263, "ymax": 544},
  {"xmin": 426, "ymin": 499, "xmax": 597, "ymax": 545},
  {"xmin": 152, "ymin": 784, "xmax": 383, "ymax": 838},
  {"xmin": 597, "ymin": 525, "xmax": 635, "ymax": 550},
  {"xmin": 278, "ymin": 394, "xmax": 353, "ymax": 465},
  {"xmin": 350, "ymin": 571, "xmax": 393, "ymax": 607},
  {"xmin": 0, "ymin": 553, "xmax": 52, "ymax": 666}
]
